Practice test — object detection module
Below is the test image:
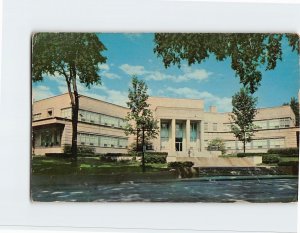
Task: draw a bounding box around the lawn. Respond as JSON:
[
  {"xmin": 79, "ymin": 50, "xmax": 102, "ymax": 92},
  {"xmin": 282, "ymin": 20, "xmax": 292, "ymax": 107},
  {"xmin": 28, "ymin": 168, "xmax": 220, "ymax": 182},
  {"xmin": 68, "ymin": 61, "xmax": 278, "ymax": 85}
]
[{"xmin": 31, "ymin": 156, "xmax": 168, "ymax": 175}]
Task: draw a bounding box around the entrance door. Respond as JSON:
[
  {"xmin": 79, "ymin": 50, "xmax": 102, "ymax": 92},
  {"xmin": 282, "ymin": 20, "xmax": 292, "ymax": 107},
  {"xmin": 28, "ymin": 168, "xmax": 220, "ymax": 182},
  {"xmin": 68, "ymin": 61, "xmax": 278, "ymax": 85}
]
[
  {"xmin": 175, "ymin": 123, "xmax": 183, "ymax": 151},
  {"xmin": 175, "ymin": 138, "xmax": 183, "ymax": 151}
]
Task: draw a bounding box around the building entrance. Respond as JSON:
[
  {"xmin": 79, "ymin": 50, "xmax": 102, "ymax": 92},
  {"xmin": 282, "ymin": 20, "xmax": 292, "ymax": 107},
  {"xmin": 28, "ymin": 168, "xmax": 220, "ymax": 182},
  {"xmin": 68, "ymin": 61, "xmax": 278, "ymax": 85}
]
[
  {"xmin": 175, "ymin": 138, "xmax": 183, "ymax": 151},
  {"xmin": 175, "ymin": 123, "xmax": 183, "ymax": 151}
]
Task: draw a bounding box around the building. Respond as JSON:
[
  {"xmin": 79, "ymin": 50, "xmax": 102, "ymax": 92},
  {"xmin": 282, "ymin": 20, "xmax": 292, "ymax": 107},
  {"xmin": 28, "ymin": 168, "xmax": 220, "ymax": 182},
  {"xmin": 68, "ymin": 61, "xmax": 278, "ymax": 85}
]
[{"xmin": 32, "ymin": 93, "xmax": 299, "ymax": 157}]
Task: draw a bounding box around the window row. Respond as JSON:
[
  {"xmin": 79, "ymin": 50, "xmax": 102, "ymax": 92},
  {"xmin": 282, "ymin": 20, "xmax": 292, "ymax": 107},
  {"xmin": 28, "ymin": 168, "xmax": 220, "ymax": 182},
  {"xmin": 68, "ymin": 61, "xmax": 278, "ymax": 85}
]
[
  {"xmin": 222, "ymin": 118, "xmax": 291, "ymax": 132},
  {"xmin": 78, "ymin": 133, "xmax": 128, "ymax": 148},
  {"xmin": 61, "ymin": 108, "xmax": 127, "ymax": 128},
  {"xmin": 33, "ymin": 127, "xmax": 62, "ymax": 147},
  {"xmin": 223, "ymin": 138, "xmax": 285, "ymax": 150}
]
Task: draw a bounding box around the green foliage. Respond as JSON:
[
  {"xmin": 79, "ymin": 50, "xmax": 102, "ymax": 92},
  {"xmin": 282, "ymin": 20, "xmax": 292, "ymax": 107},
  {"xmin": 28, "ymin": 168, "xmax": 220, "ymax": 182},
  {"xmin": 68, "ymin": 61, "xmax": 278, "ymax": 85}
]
[
  {"xmin": 277, "ymin": 161, "xmax": 299, "ymax": 166},
  {"xmin": 154, "ymin": 33, "xmax": 299, "ymax": 93},
  {"xmin": 207, "ymin": 138, "xmax": 226, "ymax": 154},
  {"xmin": 267, "ymin": 148, "xmax": 299, "ymax": 157},
  {"xmin": 231, "ymin": 88, "xmax": 257, "ymax": 153},
  {"xmin": 63, "ymin": 145, "xmax": 95, "ymax": 156},
  {"xmin": 262, "ymin": 154, "xmax": 280, "ymax": 164},
  {"xmin": 237, "ymin": 153, "xmax": 266, "ymax": 157},
  {"xmin": 32, "ymin": 33, "xmax": 107, "ymax": 86},
  {"xmin": 167, "ymin": 161, "xmax": 194, "ymax": 168},
  {"xmin": 144, "ymin": 153, "xmax": 167, "ymax": 164},
  {"xmin": 284, "ymin": 97, "xmax": 299, "ymax": 126},
  {"xmin": 124, "ymin": 76, "xmax": 159, "ymax": 150},
  {"xmin": 32, "ymin": 33, "xmax": 107, "ymax": 159}
]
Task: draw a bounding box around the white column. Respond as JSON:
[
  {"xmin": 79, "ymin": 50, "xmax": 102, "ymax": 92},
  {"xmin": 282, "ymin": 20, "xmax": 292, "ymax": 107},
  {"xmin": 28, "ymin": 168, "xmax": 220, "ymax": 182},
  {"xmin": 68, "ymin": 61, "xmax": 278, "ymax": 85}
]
[
  {"xmin": 171, "ymin": 119, "xmax": 176, "ymax": 152},
  {"xmin": 186, "ymin": 119, "xmax": 190, "ymax": 153},
  {"xmin": 157, "ymin": 119, "xmax": 161, "ymax": 151}
]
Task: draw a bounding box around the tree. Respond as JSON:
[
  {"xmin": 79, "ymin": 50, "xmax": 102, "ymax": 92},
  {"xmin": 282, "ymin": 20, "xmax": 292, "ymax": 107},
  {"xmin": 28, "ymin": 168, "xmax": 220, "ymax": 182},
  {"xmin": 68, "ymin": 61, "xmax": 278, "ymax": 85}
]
[
  {"xmin": 154, "ymin": 33, "xmax": 299, "ymax": 93},
  {"xmin": 230, "ymin": 88, "xmax": 257, "ymax": 154},
  {"xmin": 283, "ymin": 97, "xmax": 299, "ymax": 126},
  {"xmin": 207, "ymin": 138, "xmax": 226, "ymax": 155},
  {"xmin": 124, "ymin": 76, "xmax": 159, "ymax": 171},
  {"xmin": 32, "ymin": 33, "xmax": 107, "ymax": 161}
]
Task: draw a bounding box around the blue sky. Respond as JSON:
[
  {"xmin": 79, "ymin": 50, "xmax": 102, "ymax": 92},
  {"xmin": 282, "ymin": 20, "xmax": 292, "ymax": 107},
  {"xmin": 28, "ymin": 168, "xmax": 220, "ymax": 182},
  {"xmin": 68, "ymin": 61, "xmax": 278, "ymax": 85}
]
[{"xmin": 32, "ymin": 33, "xmax": 299, "ymax": 112}]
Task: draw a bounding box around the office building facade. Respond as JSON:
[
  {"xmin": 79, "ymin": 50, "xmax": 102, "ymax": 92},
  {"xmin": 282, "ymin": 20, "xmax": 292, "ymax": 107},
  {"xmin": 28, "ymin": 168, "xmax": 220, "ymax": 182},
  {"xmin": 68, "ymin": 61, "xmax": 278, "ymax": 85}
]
[{"xmin": 32, "ymin": 94, "xmax": 299, "ymax": 157}]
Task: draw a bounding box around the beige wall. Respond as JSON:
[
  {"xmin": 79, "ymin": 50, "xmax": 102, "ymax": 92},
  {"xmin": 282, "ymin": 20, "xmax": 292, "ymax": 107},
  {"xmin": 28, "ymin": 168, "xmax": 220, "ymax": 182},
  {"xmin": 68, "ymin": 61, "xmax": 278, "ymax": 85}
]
[{"xmin": 32, "ymin": 94, "xmax": 129, "ymax": 155}]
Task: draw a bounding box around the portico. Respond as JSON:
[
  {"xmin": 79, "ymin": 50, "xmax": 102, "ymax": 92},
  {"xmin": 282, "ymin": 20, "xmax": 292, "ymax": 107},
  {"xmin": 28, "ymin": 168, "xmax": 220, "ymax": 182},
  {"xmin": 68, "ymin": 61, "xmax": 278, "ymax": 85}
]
[{"xmin": 159, "ymin": 118, "xmax": 204, "ymax": 156}]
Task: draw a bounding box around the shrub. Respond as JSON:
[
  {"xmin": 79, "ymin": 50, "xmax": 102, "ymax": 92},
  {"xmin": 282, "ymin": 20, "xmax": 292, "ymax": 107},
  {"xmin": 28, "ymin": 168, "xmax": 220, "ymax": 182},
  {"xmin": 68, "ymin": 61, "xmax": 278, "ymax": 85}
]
[
  {"xmin": 63, "ymin": 145, "xmax": 96, "ymax": 156},
  {"xmin": 262, "ymin": 154, "xmax": 280, "ymax": 164},
  {"xmin": 105, "ymin": 153, "xmax": 129, "ymax": 157},
  {"xmin": 267, "ymin": 148, "xmax": 299, "ymax": 157},
  {"xmin": 237, "ymin": 153, "xmax": 266, "ymax": 157},
  {"xmin": 207, "ymin": 138, "xmax": 226, "ymax": 155},
  {"xmin": 168, "ymin": 161, "xmax": 194, "ymax": 168},
  {"xmin": 278, "ymin": 161, "xmax": 299, "ymax": 166},
  {"xmin": 144, "ymin": 153, "xmax": 167, "ymax": 164},
  {"xmin": 99, "ymin": 154, "xmax": 117, "ymax": 162}
]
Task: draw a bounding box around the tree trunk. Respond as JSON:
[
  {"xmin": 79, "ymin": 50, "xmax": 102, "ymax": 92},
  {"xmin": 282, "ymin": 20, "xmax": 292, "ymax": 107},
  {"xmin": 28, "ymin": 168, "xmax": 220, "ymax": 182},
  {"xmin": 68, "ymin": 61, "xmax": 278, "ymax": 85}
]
[
  {"xmin": 136, "ymin": 129, "xmax": 139, "ymax": 152},
  {"xmin": 142, "ymin": 126, "xmax": 145, "ymax": 173},
  {"xmin": 71, "ymin": 91, "xmax": 79, "ymax": 161},
  {"xmin": 243, "ymin": 141, "xmax": 246, "ymax": 154}
]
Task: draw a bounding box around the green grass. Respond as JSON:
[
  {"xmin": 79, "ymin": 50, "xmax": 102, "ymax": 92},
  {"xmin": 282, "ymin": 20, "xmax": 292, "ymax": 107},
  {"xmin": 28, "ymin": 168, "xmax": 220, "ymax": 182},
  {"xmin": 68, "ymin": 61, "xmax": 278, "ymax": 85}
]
[
  {"xmin": 280, "ymin": 157, "xmax": 299, "ymax": 162},
  {"xmin": 31, "ymin": 157, "xmax": 168, "ymax": 175}
]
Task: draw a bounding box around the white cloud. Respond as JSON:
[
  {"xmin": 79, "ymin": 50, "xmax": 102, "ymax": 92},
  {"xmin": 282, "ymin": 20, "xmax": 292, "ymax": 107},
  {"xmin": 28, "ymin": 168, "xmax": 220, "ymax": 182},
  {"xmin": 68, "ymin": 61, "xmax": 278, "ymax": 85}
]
[
  {"xmin": 119, "ymin": 63, "xmax": 212, "ymax": 83},
  {"xmin": 164, "ymin": 87, "xmax": 232, "ymax": 112},
  {"xmin": 119, "ymin": 64, "xmax": 147, "ymax": 76},
  {"xmin": 32, "ymin": 85, "xmax": 55, "ymax": 101},
  {"xmin": 98, "ymin": 64, "xmax": 110, "ymax": 71},
  {"xmin": 103, "ymin": 72, "xmax": 121, "ymax": 80}
]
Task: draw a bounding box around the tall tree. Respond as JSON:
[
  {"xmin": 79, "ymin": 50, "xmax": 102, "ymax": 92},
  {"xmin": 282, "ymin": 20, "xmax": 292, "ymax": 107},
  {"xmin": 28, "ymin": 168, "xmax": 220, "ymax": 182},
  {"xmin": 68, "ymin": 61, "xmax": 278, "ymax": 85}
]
[
  {"xmin": 230, "ymin": 88, "xmax": 257, "ymax": 154},
  {"xmin": 124, "ymin": 76, "xmax": 159, "ymax": 171},
  {"xmin": 154, "ymin": 33, "xmax": 299, "ymax": 93},
  {"xmin": 32, "ymin": 33, "xmax": 107, "ymax": 161},
  {"xmin": 283, "ymin": 97, "xmax": 299, "ymax": 126}
]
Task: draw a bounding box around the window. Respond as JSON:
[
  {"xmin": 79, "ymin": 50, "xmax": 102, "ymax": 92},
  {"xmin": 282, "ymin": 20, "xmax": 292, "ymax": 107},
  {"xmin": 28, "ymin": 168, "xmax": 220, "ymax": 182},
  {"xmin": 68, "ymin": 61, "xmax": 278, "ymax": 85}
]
[
  {"xmin": 176, "ymin": 123, "xmax": 183, "ymax": 138},
  {"xmin": 33, "ymin": 113, "xmax": 41, "ymax": 121},
  {"xmin": 254, "ymin": 120, "xmax": 267, "ymax": 129},
  {"xmin": 101, "ymin": 115, "xmax": 118, "ymax": 126},
  {"xmin": 77, "ymin": 109, "xmax": 125, "ymax": 127},
  {"xmin": 223, "ymin": 123, "xmax": 231, "ymax": 131},
  {"xmin": 280, "ymin": 118, "xmax": 290, "ymax": 128},
  {"xmin": 269, "ymin": 138, "xmax": 285, "ymax": 148},
  {"xmin": 190, "ymin": 122, "xmax": 197, "ymax": 142},
  {"xmin": 213, "ymin": 123, "xmax": 217, "ymax": 131},
  {"xmin": 161, "ymin": 123, "xmax": 169, "ymax": 139},
  {"xmin": 38, "ymin": 127, "xmax": 62, "ymax": 147},
  {"xmin": 118, "ymin": 138, "xmax": 128, "ymax": 148},
  {"xmin": 47, "ymin": 109, "xmax": 53, "ymax": 117},
  {"xmin": 253, "ymin": 139, "xmax": 268, "ymax": 149},
  {"xmin": 269, "ymin": 119, "xmax": 280, "ymax": 129},
  {"xmin": 119, "ymin": 119, "xmax": 126, "ymax": 128},
  {"xmin": 61, "ymin": 109, "xmax": 71, "ymax": 119},
  {"xmin": 204, "ymin": 122, "xmax": 208, "ymax": 131}
]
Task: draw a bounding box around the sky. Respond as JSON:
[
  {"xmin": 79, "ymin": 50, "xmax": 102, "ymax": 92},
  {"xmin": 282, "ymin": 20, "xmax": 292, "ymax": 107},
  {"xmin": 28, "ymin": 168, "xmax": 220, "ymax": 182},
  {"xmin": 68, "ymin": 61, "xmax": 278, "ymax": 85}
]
[{"xmin": 32, "ymin": 33, "xmax": 299, "ymax": 112}]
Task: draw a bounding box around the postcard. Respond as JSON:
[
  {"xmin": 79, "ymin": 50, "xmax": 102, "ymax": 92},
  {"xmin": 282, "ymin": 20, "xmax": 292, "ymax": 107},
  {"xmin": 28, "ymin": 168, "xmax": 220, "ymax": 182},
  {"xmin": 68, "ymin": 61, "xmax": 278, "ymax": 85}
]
[{"xmin": 31, "ymin": 33, "xmax": 299, "ymax": 202}]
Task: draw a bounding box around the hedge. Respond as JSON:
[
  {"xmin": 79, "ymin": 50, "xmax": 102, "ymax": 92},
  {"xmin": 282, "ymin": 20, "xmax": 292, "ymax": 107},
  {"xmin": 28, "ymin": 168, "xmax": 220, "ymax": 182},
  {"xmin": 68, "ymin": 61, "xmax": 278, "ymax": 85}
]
[
  {"xmin": 63, "ymin": 145, "xmax": 96, "ymax": 155},
  {"xmin": 105, "ymin": 153, "xmax": 130, "ymax": 157},
  {"xmin": 237, "ymin": 153, "xmax": 266, "ymax": 157},
  {"xmin": 168, "ymin": 161, "xmax": 194, "ymax": 168},
  {"xmin": 144, "ymin": 154, "xmax": 167, "ymax": 163},
  {"xmin": 267, "ymin": 148, "xmax": 298, "ymax": 157},
  {"xmin": 277, "ymin": 161, "xmax": 299, "ymax": 166},
  {"xmin": 262, "ymin": 154, "xmax": 280, "ymax": 164}
]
